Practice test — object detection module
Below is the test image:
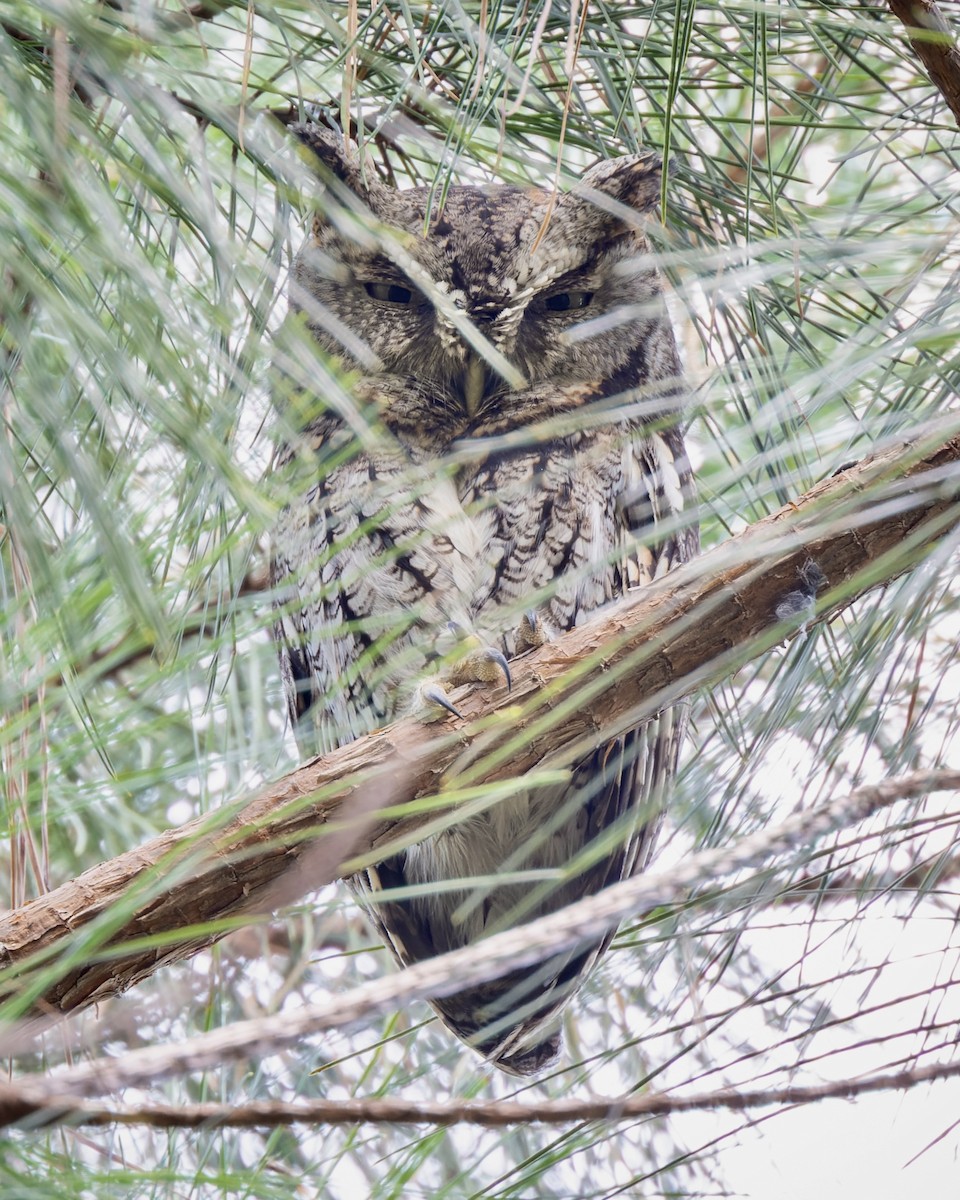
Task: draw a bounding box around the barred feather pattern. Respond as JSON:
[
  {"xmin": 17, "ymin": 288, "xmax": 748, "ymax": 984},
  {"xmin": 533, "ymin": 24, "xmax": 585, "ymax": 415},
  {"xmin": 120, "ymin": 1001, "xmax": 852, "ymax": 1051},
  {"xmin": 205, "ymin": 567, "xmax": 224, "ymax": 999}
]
[{"xmin": 271, "ymin": 126, "xmax": 699, "ymax": 1075}]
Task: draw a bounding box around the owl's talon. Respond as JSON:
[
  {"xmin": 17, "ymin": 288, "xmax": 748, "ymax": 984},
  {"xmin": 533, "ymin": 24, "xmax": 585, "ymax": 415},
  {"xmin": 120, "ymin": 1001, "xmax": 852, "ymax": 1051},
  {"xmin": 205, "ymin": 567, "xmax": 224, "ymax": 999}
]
[
  {"xmin": 415, "ymin": 643, "xmax": 511, "ymax": 723},
  {"xmin": 517, "ymin": 610, "xmax": 549, "ymax": 652},
  {"xmin": 447, "ymin": 645, "xmax": 511, "ymax": 692},
  {"xmin": 419, "ymin": 681, "xmax": 464, "ymax": 721}
]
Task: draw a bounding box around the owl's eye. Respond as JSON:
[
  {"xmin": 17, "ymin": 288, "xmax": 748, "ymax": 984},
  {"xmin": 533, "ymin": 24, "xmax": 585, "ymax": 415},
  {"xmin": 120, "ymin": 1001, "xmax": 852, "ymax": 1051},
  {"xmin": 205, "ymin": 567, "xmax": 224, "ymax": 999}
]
[
  {"xmin": 544, "ymin": 290, "xmax": 594, "ymax": 312},
  {"xmin": 364, "ymin": 281, "xmax": 414, "ymax": 304}
]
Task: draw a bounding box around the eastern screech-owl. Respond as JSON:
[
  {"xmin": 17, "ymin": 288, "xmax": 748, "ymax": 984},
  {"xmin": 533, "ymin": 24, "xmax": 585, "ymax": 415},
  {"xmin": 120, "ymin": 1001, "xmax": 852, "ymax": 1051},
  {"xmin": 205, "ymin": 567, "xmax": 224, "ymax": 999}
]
[{"xmin": 271, "ymin": 125, "xmax": 699, "ymax": 1075}]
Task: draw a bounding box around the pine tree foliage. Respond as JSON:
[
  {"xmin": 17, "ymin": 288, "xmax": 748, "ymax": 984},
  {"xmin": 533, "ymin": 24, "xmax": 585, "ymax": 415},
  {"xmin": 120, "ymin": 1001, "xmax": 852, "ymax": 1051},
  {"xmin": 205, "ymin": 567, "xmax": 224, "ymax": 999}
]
[{"xmin": 1, "ymin": 1, "xmax": 959, "ymax": 1196}]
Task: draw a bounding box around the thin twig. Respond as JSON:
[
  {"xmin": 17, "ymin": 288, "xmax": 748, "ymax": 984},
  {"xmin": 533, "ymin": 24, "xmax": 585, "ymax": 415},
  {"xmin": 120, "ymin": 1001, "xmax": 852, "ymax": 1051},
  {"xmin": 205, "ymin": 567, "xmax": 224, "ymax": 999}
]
[
  {"xmin": 2, "ymin": 1052, "xmax": 960, "ymax": 1128},
  {"xmin": 4, "ymin": 768, "xmax": 959, "ymax": 1097}
]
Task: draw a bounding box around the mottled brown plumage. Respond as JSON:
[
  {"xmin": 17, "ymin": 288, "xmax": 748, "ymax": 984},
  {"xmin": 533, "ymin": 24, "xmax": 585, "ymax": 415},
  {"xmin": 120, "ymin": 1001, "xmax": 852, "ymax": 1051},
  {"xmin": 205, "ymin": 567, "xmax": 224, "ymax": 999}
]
[{"xmin": 271, "ymin": 125, "xmax": 699, "ymax": 1074}]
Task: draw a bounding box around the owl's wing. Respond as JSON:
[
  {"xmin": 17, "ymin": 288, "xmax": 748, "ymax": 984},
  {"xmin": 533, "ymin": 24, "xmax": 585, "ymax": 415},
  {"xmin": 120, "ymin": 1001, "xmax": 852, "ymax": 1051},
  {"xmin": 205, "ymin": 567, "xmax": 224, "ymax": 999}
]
[
  {"xmin": 272, "ymin": 428, "xmax": 497, "ymax": 754},
  {"xmin": 607, "ymin": 419, "xmax": 699, "ymax": 857},
  {"xmin": 573, "ymin": 422, "xmax": 697, "ymax": 902},
  {"xmin": 271, "ymin": 445, "xmax": 394, "ymax": 755},
  {"xmin": 619, "ymin": 423, "xmax": 701, "ymax": 585},
  {"xmin": 490, "ymin": 428, "xmax": 696, "ymax": 1070},
  {"xmin": 556, "ymin": 421, "xmax": 697, "ymax": 892}
]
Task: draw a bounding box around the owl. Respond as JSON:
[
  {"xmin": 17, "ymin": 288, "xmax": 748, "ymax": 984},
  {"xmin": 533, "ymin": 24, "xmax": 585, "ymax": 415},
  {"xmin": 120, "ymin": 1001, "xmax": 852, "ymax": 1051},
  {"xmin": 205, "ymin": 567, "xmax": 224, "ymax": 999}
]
[{"xmin": 271, "ymin": 124, "xmax": 699, "ymax": 1075}]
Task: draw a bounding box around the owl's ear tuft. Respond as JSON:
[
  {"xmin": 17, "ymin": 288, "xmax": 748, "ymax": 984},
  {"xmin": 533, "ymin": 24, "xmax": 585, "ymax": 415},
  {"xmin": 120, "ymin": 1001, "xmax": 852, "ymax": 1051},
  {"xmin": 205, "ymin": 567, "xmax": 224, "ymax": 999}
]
[
  {"xmin": 290, "ymin": 122, "xmax": 372, "ymax": 200},
  {"xmin": 578, "ymin": 150, "xmax": 663, "ymax": 215}
]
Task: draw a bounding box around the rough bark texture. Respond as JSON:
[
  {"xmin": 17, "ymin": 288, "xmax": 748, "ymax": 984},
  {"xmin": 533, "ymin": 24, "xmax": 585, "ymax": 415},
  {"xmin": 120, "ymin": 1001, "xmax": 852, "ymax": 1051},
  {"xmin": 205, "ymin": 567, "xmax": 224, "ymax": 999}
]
[
  {"xmin": 0, "ymin": 424, "xmax": 958, "ymax": 1018},
  {"xmin": 888, "ymin": 0, "xmax": 960, "ymax": 125}
]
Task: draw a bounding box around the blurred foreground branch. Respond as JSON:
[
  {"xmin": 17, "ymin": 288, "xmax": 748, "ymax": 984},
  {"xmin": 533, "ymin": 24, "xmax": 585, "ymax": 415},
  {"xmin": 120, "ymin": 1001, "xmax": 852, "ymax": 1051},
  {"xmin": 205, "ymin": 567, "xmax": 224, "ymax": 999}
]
[
  {"xmin": 2, "ymin": 768, "xmax": 958, "ymax": 1099},
  {"xmin": 3, "ymin": 1051, "xmax": 960, "ymax": 1128},
  {"xmin": 0, "ymin": 422, "xmax": 958, "ymax": 1019}
]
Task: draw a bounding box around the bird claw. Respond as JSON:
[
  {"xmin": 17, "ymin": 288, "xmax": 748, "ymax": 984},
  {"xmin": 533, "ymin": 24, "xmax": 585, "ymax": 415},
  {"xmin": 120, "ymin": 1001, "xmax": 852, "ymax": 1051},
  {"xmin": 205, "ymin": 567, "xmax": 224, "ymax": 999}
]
[
  {"xmin": 516, "ymin": 610, "xmax": 549, "ymax": 652},
  {"xmin": 414, "ymin": 640, "xmax": 511, "ymax": 724},
  {"xmin": 446, "ymin": 644, "xmax": 511, "ymax": 691},
  {"xmin": 418, "ymin": 681, "xmax": 464, "ymax": 721}
]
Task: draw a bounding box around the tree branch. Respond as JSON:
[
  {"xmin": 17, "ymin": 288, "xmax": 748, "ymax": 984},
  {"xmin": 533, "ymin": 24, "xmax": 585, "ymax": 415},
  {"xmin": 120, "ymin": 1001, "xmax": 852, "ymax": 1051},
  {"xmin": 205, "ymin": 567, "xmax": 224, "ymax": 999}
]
[
  {"xmin": 3, "ymin": 1052, "xmax": 960, "ymax": 1129},
  {"xmin": 0, "ymin": 421, "xmax": 958, "ymax": 1019},
  {"xmin": 2, "ymin": 767, "xmax": 959, "ymax": 1099},
  {"xmin": 888, "ymin": 0, "xmax": 960, "ymax": 125}
]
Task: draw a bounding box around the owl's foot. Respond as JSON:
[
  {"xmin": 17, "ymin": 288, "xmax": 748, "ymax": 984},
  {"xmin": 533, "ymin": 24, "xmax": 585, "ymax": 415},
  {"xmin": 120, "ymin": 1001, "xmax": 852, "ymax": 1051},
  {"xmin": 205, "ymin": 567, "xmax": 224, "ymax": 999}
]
[
  {"xmin": 416, "ymin": 639, "xmax": 511, "ymax": 722},
  {"xmin": 516, "ymin": 610, "xmax": 551, "ymax": 653}
]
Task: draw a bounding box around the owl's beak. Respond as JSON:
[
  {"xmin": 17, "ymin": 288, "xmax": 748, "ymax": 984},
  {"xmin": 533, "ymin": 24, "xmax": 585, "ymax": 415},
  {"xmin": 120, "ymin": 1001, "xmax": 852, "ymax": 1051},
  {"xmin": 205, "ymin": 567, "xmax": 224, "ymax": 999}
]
[
  {"xmin": 462, "ymin": 354, "xmax": 486, "ymax": 417},
  {"xmin": 458, "ymin": 354, "xmax": 508, "ymax": 416}
]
